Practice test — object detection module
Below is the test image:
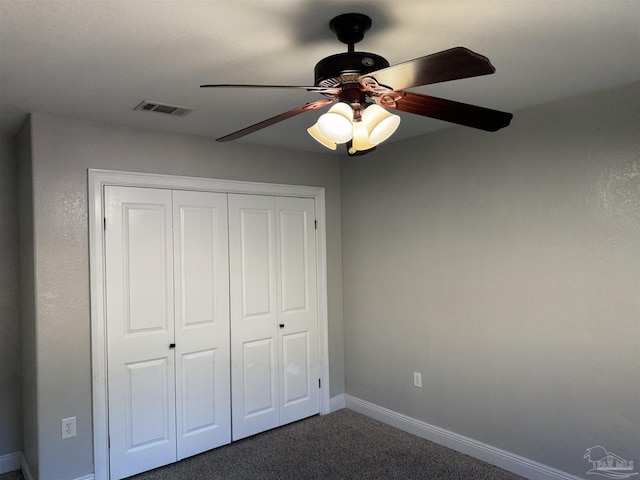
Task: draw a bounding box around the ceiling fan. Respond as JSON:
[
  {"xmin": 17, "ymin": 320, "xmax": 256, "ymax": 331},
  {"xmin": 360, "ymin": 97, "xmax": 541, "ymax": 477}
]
[{"xmin": 201, "ymin": 13, "xmax": 513, "ymax": 156}]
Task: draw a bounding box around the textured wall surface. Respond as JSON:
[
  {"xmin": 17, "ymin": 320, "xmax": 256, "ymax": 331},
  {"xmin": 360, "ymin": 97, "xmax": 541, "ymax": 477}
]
[
  {"xmin": 341, "ymin": 82, "xmax": 640, "ymax": 477},
  {"xmin": 24, "ymin": 114, "xmax": 344, "ymax": 479}
]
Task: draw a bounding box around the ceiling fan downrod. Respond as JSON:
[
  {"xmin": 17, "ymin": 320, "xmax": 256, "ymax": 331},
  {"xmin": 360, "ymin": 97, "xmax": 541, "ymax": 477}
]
[{"xmin": 314, "ymin": 13, "xmax": 389, "ymax": 90}]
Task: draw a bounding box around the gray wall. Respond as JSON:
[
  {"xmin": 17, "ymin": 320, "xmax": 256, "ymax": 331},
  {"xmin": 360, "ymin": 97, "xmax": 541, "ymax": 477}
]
[
  {"xmin": 21, "ymin": 113, "xmax": 344, "ymax": 480},
  {"xmin": 0, "ymin": 137, "xmax": 22, "ymax": 458},
  {"xmin": 341, "ymin": 82, "xmax": 640, "ymax": 477}
]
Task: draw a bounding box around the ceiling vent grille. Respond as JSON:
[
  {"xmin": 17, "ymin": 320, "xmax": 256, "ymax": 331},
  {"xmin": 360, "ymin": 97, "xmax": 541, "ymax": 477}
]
[{"xmin": 134, "ymin": 100, "xmax": 193, "ymax": 117}]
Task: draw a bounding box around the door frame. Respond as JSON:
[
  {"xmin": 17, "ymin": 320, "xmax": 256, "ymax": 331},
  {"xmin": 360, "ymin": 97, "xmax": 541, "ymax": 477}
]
[{"xmin": 88, "ymin": 169, "xmax": 331, "ymax": 480}]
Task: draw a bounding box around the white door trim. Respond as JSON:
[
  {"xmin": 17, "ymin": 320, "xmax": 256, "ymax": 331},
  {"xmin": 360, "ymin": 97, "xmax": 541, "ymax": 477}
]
[{"xmin": 88, "ymin": 169, "xmax": 331, "ymax": 480}]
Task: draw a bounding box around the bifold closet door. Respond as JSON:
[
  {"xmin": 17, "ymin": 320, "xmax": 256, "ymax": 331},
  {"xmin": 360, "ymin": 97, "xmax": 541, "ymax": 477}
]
[
  {"xmin": 229, "ymin": 194, "xmax": 320, "ymax": 441},
  {"xmin": 172, "ymin": 190, "xmax": 231, "ymax": 460},
  {"xmin": 105, "ymin": 186, "xmax": 231, "ymax": 480},
  {"xmin": 105, "ymin": 186, "xmax": 177, "ymax": 480},
  {"xmin": 276, "ymin": 196, "xmax": 319, "ymax": 426}
]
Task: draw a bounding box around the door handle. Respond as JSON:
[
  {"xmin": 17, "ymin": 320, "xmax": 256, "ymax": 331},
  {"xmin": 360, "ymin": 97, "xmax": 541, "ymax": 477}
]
[
  {"xmin": 279, "ymin": 324, "xmax": 285, "ymax": 329},
  {"xmin": 169, "ymin": 343, "xmax": 176, "ymax": 349}
]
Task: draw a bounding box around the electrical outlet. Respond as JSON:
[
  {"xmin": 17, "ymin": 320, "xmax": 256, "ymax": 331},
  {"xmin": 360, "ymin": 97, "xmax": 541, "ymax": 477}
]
[
  {"xmin": 413, "ymin": 372, "xmax": 422, "ymax": 388},
  {"xmin": 61, "ymin": 417, "xmax": 76, "ymax": 439}
]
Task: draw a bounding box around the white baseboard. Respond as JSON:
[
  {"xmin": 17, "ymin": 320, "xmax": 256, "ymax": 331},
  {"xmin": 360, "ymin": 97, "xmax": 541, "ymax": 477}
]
[
  {"xmin": 20, "ymin": 454, "xmax": 33, "ymax": 480},
  {"xmin": 329, "ymin": 394, "xmax": 346, "ymax": 412},
  {"xmin": 0, "ymin": 452, "xmax": 21, "ymax": 474},
  {"xmin": 345, "ymin": 395, "xmax": 584, "ymax": 480}
]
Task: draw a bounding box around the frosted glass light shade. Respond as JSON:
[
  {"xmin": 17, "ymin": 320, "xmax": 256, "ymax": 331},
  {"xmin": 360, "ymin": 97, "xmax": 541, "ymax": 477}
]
[
  {"xmin": 317, "ymin": 103, "xmax": 353, "ymax": 144},
  {"xmin": 362, "ymin": 104, "xmax": 401, "ymax": 145},
  {"xmin": 307, "ymin": 123, "xmax": 337, "ymax": 150},
  {"xmin": 349, "ymin": 121, "xmax": 376, "ymax": 154}
]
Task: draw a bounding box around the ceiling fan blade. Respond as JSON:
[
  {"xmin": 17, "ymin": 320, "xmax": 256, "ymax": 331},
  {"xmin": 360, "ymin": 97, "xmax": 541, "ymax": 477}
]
[
  {"xmin": 377, "ymin": 91, "xmax": 512, "ymax": 132},
  {"xmin": 362, "ymin": 47, "xmax": 496, "ymax": 92},
  {"xmin": 201, "ymin": 83, "xmax": 342, "ymax": 95},
  {"xmin": 216, "ymin": 98, "xmax": 335, "ymax": 142}
]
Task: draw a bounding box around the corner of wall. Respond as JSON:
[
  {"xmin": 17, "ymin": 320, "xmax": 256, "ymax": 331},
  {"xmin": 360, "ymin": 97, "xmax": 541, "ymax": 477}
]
[
  {"xmin": 17, "ymin": 116, "xmax": 39, "ymax": 480},
  {"xmin": 0, "ymin": 133, "xmax": 23, "ymax": 458}
]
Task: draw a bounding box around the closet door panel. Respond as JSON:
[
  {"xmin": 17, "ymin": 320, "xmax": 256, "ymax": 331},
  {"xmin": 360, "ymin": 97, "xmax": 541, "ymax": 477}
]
[
  {"xmin": 281, "ymin": 332, "xmax": 311, "ymax": 403},
  {"xmin": 276, "ymin": 197, "xmax": 320, "ymax": 424},
  {"xmin": 173, "ymin": 191, "xmax": 231, "ymax": 459},
  {"xmin": 242, "ymin": 338, "xmax": 276, "ymax": 416},
  {"xmin": 126, "ymin": 358, "xmax": 173, "ymax": 447},
  {"xmin": 105, "ymin": 186, "xmax": 177, "ymax": 480},
  {"xmin": 229, "ymin": 194, "xmax": 279, "ymax": 440}
]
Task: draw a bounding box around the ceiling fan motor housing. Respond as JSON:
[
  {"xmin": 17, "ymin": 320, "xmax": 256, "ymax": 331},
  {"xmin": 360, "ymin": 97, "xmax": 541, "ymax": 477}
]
[{"xmin": 314, "ymin": 52, "xmax": 390, "ymax": 87}]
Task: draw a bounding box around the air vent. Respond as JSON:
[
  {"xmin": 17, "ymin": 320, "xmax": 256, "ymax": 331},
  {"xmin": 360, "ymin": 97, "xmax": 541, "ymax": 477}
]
[{"xmin": 134, "ymin": 100, "xmax": 193, "ymax": 117}]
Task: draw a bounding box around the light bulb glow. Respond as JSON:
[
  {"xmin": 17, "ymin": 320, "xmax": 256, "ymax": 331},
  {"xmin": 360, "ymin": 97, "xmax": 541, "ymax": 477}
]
[
  {"xmin": 362, "ymin": 104, "xmax": 401, "ymax": 145},
  {"xmin": 317, "ymin": 103, "xmax": 353, "ymax": 144},
  {"xmin": 349, "ymin": 121, "xmax": 376, "ymax": 154},
  {"xmin": 307, "ymin": 123, "xmax": 337, "ymax": 150}
]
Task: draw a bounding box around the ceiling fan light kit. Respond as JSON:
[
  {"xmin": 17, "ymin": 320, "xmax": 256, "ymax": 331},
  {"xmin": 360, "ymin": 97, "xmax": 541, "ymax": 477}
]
[
  {"xmin": 350, "ymin": 121, "xmax": 377, "ymax": 154},
  {"xmin": 307, "ymin": 123, "xmax": 337, "ymax": 150},
  {"xmin": 317, "ymin": 102, "xmax": 354, "ymax": 143},
  {"xmin": 308, "ymin": 101, "xmax": 401, "ymax": 151},
  {"xmin": 201, "ymin": 13, "xmax": 513, "ymax": 156},
  {"xmin": 361, "ymin": 104, "xmax": 401, "ymax": 145}
]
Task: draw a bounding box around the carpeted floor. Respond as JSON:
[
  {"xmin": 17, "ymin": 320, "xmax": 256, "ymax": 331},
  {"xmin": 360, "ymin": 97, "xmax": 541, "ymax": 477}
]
[
  {"xmin": 0, "ymin": 472, "xmax": 22, "ymax": 480},
  {"xmin": 0, "ymin": 409, "xmax": 526, "ymax": 480}
]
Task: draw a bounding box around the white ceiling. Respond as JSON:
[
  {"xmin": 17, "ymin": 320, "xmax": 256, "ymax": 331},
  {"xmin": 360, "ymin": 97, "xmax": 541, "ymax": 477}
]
[{"xmin": 1, "ymin": 0, "xmax": 639, "ymax": 154}]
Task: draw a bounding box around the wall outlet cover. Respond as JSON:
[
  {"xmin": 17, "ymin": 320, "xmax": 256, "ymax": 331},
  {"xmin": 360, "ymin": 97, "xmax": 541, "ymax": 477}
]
[{"xmin": 62, "ymin": 416, "xmax": 77, "ymax": 439}]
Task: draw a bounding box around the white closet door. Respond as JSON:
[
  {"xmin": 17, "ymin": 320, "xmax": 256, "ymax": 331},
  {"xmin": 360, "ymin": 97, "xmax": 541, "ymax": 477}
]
[
  {"xmin": 229, "ymin": 194, "xmax": 320, "ymax": 440},
  {"xmin": 276, "ymin": 196, "xmax": 320, "ymax": 425},
  {"xmin": 173, "ymin": 191, "xmax": 231, "ymax": 459},
  {"xmin": 105, "ymin": 186, "xmax": 177, "ymax": 480},
  {"xmin": 229, "ymin": 194, "xmax": 280, "ymax": 440}
]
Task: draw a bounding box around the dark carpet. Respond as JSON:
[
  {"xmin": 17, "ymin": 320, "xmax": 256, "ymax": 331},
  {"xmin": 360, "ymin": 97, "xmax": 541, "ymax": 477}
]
[
  {"xmin": 128, "ymin": 409, "xmax": 524, "ymax": 480},
  {"xmin": 0, "ymin": 472, "xmax": 22, "ymax": 480},
  {"xmin": 0, "ymin": 409, "xmax": 526, "ymax": 480}
]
